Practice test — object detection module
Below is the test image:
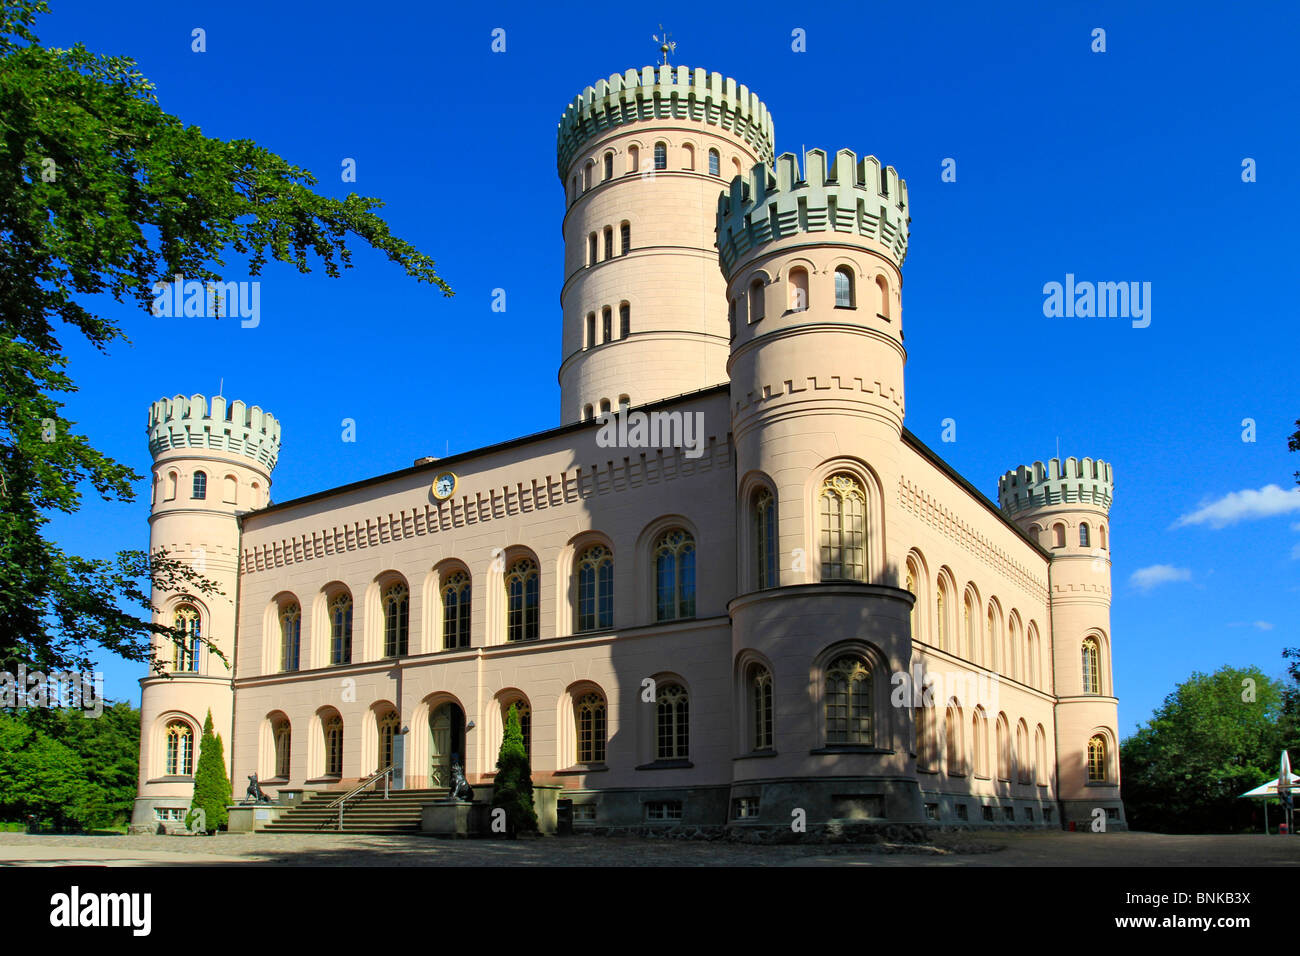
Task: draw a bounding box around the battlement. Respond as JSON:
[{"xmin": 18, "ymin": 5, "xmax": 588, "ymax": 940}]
[
  {"xmin": 556, "ymin": 65, "xmax": 776, "ymax": 178},
  {"xmin": 997, "ymin": 457, "xmax": 1114, "ymax": 516},
  {"xmin": 147, "ymin": 394, "xmax": 281, "ymax": 471},
  {"xmin": 716, "ymin": 148, "xmax": 910, "ymax": 278}
]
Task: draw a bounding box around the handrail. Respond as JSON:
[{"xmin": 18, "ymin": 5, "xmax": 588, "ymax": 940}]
[{"xmin": 325, "ymin": 765, "xmax": 393, "ymax": 831}]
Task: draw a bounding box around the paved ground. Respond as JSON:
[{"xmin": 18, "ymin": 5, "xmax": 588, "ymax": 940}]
[{"xmin": 0, "ymin": 830, "xmax": 1297, "ymax": 866}]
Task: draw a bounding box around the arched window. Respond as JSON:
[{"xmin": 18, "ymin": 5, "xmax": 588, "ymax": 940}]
[
  {"xmin": 653, "ymin": 141, "xmax": 667, "ymax": 170},
  {"xmin": 601, "ymin": 307, "xmax": 612, "ymax": 343},
  {"xmin": 223, "ymin": 474, "xmax": 237, "ymax": 503},
  {"xmin": 570, "ymin": 175, "xmax": 577, "ymax": 201},
  {"xmin": 905, "ymin": 560, "xmax": 919, "ymax": 640},
  {"xmin": 654, "ymin": 529, "xmax": 696, "ymax": 621},
  {"xmin": 583, "ymin": 160, "xmax": 593, "ymax": 190},
  {"xmin": 986, "ymin": 606, "xmax": 997, "ymax": 669},
  {"xmin": 324, "ymin": 714, "xmax": 343, "ymax": 776},
  {"xmin": 945, "ymin": 705, "xmax": 963, "ymax": 774},
  {"xmin": 728, "ymin": 298, "xmax": 736, "ymax": 338},
  {"xmin": 819, "ymin": 474, "xmax": 865, "ymax": 581},
  {"xmin": 598, "ymin": 398, "xmax": 611, "ymax": 416},
  {"xmin": 603, "ymin": 226, "xmax": 613, "ymax": 261},
  {"xmin": 329, "ymin": 592, "xmax": 352, "ymax": 665},
  {"xmin": 751, "ymin": 666, "xmax": 773, "ymax": 750},
  {"xmin": 506, "ymin": 558, "xmax": 540, "ymax": 642},
  {"xmin": 936, "ymin": 579, "xmax": 949, "ymax": 650},
  {"xmin": 503, "ymin": 699, "xmax": 531, "ymax": 758},
  {"xmin": 1080, "ymin": 522, "xmax": 1091, "ymax": 548},
  {"xmin": 972, "ymin": 712, "xmax": 988, "ymax": 777},
  {"xmin": 789, "ymin": 267, "xmax": 809, "ymax": 312},
  {"xmin": 620, "ymin": 222, "xmax": 630, "ymax": 255},
  {"xmin": 575, "ymin": 544, "xmax": 614, "ymax": 632},
  {"xmin": 382, "ymin": 583, "xmax": 409, "ymax": 657},
  {"xmin": 442, "ymin": 571, "xmax": 471, "ymax": 649},
  {"xmin": 576, "ymin": 692, "xmax": 606, "ymax": 763},
  {"xmin": 603, "ymin": 152, "xmax": 613, "ymax": 180},
  {"xmin": 1082, "ymin": 638, "xmax": 1101, "ymax": 694},
  {"xmin": 1035, "ymin": 725, "xmax": 1049, "ymax": 786},
  {"xmin": 1087, "ymin": 735, "xmax": 1108, "ymax": 781},
  {"xmin": 166, "ymin": 471, "xmax": 177, "ymax": 499},
  {"xmin": 273, "ymin": 717, "xmax": 291, "ymax": 778},
  {"xmin": 192, "ymin": 470, "xmax": 207, "ymax": 499},
  {"xmin": 962, "ymin": 593, "xmax": 974, "ymax": 661},
  {"xmin": 683, "ymin": 143, "xmax": 695, "ymax": 170},
  {"xmin": 583, "ymin": 404, "xmax": 594, "ymax": 421},
  {"xmin": 656, "ymin": 683, "xmax": 689, "ymax": 759},
  {"xmin": 826, "ymin": 656, "xmax": 873, "ymax": 745},
  {"xmin": 708, "ymin": 148, "xmax": 720, "ymax": 176},
  {"xmin": 996, "ymin": 717, "xmax": 1010, "ymax": 781},
  {"xmin": 1099, "ymin": 525, "xmax": 1107, "ymax": 549},
  {"xmin": 377, "ymin": 709, "xmax": 399, "ymax": 771},
  {"xmin": 876, "ymin": 275, "xmax": 891, "ymax": 319},
  {"xmin": 749, "ymin": 278, "xmax": 765, "ymax": 322},
  {"xmin": 619, "ymin": 302, "xmax": 630, "ymax": 337},
  {"xmin": 627, "ymin": 144, "xmax": 639, "ymax": 173},
  {"xmin": 173, "ymin": 604, "xmax": 201, "ymax": 672},
  {"xmin": 279, "ymin": 603, "xmax": 301, "ymax": 672},
  {"xmin": 754, "ymin": 489, "xmax": 777, "ymax": 589},
  {"xmin": 1007, "ymin": 616, "xmax": 1020, "ymax": 682},
  {"xmin": 585, "ymin": 312, "xmax": 596, "ymax": 348},
  {"xmin": 587, "ymin": 233, "xmax": 597, "ymax": 266},
  {"xmin": 834, "ymin": 267, "xmax": 855, "ymax": 308},
  {"xmin": 1016, "ymin": 723, "xmax": 1031, "ymax": 784},
  {"xmin": 165, "ymin": 720, "xmax": 193, "ymax": 776},
  {"xmin": 1052, "ymin": 523, "xmax": 1066, "ymax": 548}
]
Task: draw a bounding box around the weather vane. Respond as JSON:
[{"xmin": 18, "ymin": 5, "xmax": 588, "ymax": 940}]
[{"xmin": 652, "ymin": 25, "xmax": 676, "ymax": 66}]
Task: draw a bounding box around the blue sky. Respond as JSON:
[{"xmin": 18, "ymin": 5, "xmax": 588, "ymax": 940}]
[{"xmin": 32, "ymin": 0, "xmax": 1300, "ymax": 733}]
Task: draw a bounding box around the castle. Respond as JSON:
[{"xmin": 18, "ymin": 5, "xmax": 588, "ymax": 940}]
[{"xmin": 130, "ymin": 64, "xmax": 1125, "ymax": 833}]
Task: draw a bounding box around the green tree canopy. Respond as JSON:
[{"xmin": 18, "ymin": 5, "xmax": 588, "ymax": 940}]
[
  {"xmin": 191, "ymin": 709, "xmax": 231, "ymax": 831},
  {"xmin": 0, "ymin": 0, "xmax": 450, "ymax": 674},
  {"xmin": 1121, "ymin": 665, "xmax": 1285, "ymax": 833},
  {"xmin": 491, "ymin": 703, "xmax": 537, "ymax": 836}
]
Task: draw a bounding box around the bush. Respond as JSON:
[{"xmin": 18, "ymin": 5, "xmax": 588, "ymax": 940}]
[
  {"xmin": 191, "ymin": 710, "xmax": 232, "ymax": 832},
  {"xmin": 490, "ymin": 704, "xmax": 537, "ymax": 836}
]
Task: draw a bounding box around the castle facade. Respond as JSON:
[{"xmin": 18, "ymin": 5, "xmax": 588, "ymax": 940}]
[{"xmin": 131, "ymin": 64, "xmax": 1124, "ymax": 833}]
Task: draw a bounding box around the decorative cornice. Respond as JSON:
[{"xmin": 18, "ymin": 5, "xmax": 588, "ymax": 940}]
[
  {"xmin": 998, "ymin": 457, "xmax": 1114, "ymax": 516},
  {"xmin": 148, "ymin": 394, "xmax": 280, "ymax": 471}
]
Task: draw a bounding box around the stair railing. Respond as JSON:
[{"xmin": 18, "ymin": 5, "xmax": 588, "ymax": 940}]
[{"xmin": 324, "ymin": 765, "xmax": 394, "ymax": 831}]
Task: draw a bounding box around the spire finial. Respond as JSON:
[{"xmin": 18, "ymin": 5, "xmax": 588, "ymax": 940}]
[{"xmin": 652, "ymin": 24, "xmax": 676, "ymax": 66}]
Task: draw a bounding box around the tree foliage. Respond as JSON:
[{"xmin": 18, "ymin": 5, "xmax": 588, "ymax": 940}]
[
  {"xmin": 1121, "ymin": 665, "xmax": 1285, "ymax": 833},
  {"xmin": 191, "ymin": 710, "xmax": 231, "ymax": 831},
  {"xmin": 491, "ymin": 704, "xmax": 536, "ymax": 836},
  {"xmin": 0, "ymin": 0, "xmax": 450, "ymax": 673},
  {"xmin": 0, "ymin": 700, "xmax": 139, "ymax": 829}
]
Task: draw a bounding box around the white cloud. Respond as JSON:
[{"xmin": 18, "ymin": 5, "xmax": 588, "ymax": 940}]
[
  {"xmin": 1129, "ymin": 564, "xmax": 1192, "ymax": 592},
  {"xmin": 1228, "ymin": 621, "xmax": 1275, "ymax": 631},
  {"xmin": 1174, "ymin": 484, "xmax": 1300, "ymax": 529}
]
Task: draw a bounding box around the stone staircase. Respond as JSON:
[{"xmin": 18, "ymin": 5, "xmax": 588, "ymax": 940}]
[{"xmin": 260, "ymin": 787, "xmax": 448, "ymax": 834}]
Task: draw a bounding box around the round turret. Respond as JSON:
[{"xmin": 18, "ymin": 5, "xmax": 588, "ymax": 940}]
[{"xmin": 555, "ymin": 65, "xmax": 777, "ymax": 423}]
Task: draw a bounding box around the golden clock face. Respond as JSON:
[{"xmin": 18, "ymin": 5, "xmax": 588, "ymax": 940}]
[{"xmin": 431, "ymin": 472, "xmax": 457, "ymax": 500}]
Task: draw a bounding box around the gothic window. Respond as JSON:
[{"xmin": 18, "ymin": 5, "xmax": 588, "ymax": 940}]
[
  {"xmin": 751, "ymin": 666, "xmax": 773, "ymax": 750},
  {"xmin": 708, "ymin": 148, "xmax": 720, "ymax": 176},
  {"xmin": 997, "ymin": 717, "xmax": 1010, "ymax": 781},
  {"xmin": 620, "ymin": 222, "xmax": 630, "ymax": 255},
  {"xmin": 583, "ymin": 160, "xmax": 593, "ymax": 190},
  {"xmin": 382, "ymin": 583, "xmax": 409, "ymax": 657},
  {"xmin": 789, "ymin": 267, "xmax": 809, "ymax": 312},
  {"xmin": 654, "ymin": 529, "xmax": 696, "ymax": 621},
  {"xmin": 972, "ymin": 712, "xmax": 988, "ymax": 777},
  {"xmin": 603, "ymin": 152, "xmax": 613, "ymax": 180},
  {"xmin": 825, "ymin": 655, "xmax": 872, "ymax": 745},
  {"xmin": 324, "ymin": 714, "xmax": 344, "ymax": 776},
  {"xmin": 1017, "ymin": 723, "xmax": 1031, "ymax": 784},
  {"xmin": 905, "ymin": 561, "xmax": 918, "ymax": 641},
  {"xmin": 819, "ymin": 474, "xmax": 865, "ymax": 581},
  {"xmin": 329, "ymin": 592, "xmax": 353, "ymax": 665},
  {"xmin": 603, "ymin": 226, "xmax": 613, "ymax": 260},
  {"xmin": 945, "ymin": 705, "xmax": 963, "ymax": 774},
  {"xmin": 749, "ymin": 278, "xmax": 765, "ymax": 322},
  {"xmin": 575, "ymin": 544, "xmax": 614, "ymax": 632},
  {"xmin": 656, "ymin": 683, "xmax": 689, "ymax": 759},
  {"xmin": 834, "ymin": 267, "xmax": 855, "ymax": 308},
  {"xmin": 165, "ymin": 720, "xmax": 193, "ymax": 776},
  {"xmin": 1087, "ymin": 735, "xmax": 1108, "ymax": 781},
  {"xmin": 273, "ymin": 717, "xmax": 291, "ymax": 779},
  {"xmin": 279, "ymin": 602, "xmax": 301, "ymax": 672},
  {"xmin": 173, "ymin": 604, "xmax": 201, "ymax": 672},
  {"xmin": 619, "ymin": 302, "xmax": 630, "ymax": 337},
  {"xmin": 962, "ymin": 593, "xmax": 974, "ymax": 661},
  {"xmin": 754, "ymin": 489, "xmax": 777, "ymax": 589},
  {"xmin": 506, "ymin": 558, "xmax": 540, "ymax": 642},
  {"xmin": 586, "ymin": 312, "xmax": 596, "ymax": 348},
  {"xmin": 442, "ymin": 571, "xmax": 471, "ymax": 649},
  {"xmin": 936, "ymin": 580, "xmax": 948, "ymax": 650},
  {"xmin": 602, "ymin": 307, "xmax": 612, "ymax": 343},
  {"xmin": 192, "ymin": 470, "xmax": 207, "ymax": 499},
  {"xmin": 654, "ymin": 141, "xmax": 667, "ymax": 170},
  {"xmin": 1036, "ymin": 725, "xmax": 1049, "ymax": 785},
  {"xmin": 377, "ymin": 709, "xmax": 399, "ymax": 771},
  {"xmin": 577, "ymin": 692, "xmax": 606, "ymax": 763},
  {"xmin": 587, "ymin": 233, "xmax": 597, "ymax": 266},
  {"xmin": 1082, "ymin": 638, "xmax": 1101, "ymax": 694},
  {"xmin": 1080, "ymin": 522, "xmax": 1091, "ymax": 548}
]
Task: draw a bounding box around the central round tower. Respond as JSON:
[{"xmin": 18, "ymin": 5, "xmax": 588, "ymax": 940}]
[{"xmin": 555, "ymin": 65, "xmax": 776, "ymax": 422}]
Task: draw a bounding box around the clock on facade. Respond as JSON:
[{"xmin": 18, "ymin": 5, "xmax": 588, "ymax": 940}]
[{"xmin": 431, "ymin": 472, "xmax": 457, "ymax": 500}]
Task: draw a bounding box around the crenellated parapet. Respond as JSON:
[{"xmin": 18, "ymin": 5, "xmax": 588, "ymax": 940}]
[
  {"xmin": 997, "ymin": 457, "xmax": 1113, "ymax": 516},
  {"xmin": 556, "ymin": 65, "xmax": 776, "ymax": 177},
  {"xmin": 716, "ymin": 148, "xmax": 910, "ymax": 278},
  {"xmin": 147, "ymin": 394, "xmax": 281, "ymax": 471}
]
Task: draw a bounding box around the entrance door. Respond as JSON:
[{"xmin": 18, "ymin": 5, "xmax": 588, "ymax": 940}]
[{"xmin": 428, "ymin": 703, "xmax": 466, "ymax": 788}]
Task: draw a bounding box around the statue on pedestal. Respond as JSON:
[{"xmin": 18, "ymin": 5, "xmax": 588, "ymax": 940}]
[
  {"xmin": 244, "ymin": 773, "xmax": 273, "ymax": 805},
  {"xmin": 449, "ymin": 755, "xmax": 474, "ymax": 802}
]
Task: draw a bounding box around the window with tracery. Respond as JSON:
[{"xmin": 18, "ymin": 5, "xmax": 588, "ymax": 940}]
[
  {"xmin": 173, "ymin": 604, "xmax": 201, "ymax": 672},
  {"xmin": 576, "ymin": 545, "xmax": 613, "ymax": 632},
  {"xmin": 654, "ymin": 530, "xmax": 696, "ymax": 621},
  {"xmin": 825, "ymin": 655, "xmax": 873, "ymax": 745},
  {"xmin": 656, "ymin": 683, "xmax": 689, "ymax": 759},
  {"xmin": 577, "ymin": 692, "xmax": 606, "ymax": 763},
  {"xmin": 506, "ymin": 558, "xmax": 540, "ymax": 642},
  {"xmin": 442, "ymin": 571, "xmax": 471, "ymax": 649},
  {"xmin": 330, "ymin": 592, "xmax": 353, "ymax": 665},
  {"xmin": 754, "ymin": 489, "xmax": 777, "ymax": 589},
  {"xmin": 819, "ymin": 475, "xmax": 865, "ymax": 581},
  {"xmin": 280, "ymin": 603, "xmax": 301, "ymax": 672},
  {"xmin": 382, "ymin": 583, "xmax": 409, "ymax": 657},
  {"xmin": 165, "ymin": 720, "xmax": 193, "ymax": 776}
]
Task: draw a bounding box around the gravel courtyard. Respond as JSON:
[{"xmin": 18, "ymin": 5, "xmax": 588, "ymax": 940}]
[{"xmin": 0, "ymin": 830, "xmax": 1296, "ymax": 866}]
